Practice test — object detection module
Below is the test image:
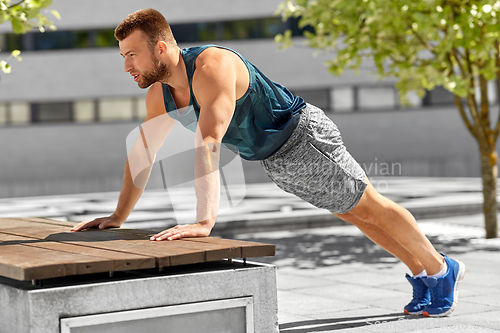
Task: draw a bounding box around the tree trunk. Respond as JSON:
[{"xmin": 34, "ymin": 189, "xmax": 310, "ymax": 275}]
[{"xmin": 479, "ymin": 143, "xmax": 498, "ymax": 239}]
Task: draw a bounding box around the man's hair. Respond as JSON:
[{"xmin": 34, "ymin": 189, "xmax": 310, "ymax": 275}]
[{"xmin": 115, "ymin": 9, "xmax": 177, "ymax": 51}]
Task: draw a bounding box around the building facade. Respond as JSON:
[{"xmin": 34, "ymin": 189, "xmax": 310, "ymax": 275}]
[{"xmin": 0, "ymin": 0, "xmax": 498, "ymax": 197}]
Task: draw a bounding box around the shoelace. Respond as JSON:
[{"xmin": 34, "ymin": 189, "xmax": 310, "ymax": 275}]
[
  {"xmin": 427, "ymin": 280, "xmax": 444, "ymax": 304},
  {"xmin": 412, "ymin": 282, "xmax": 427, "ymax": 302}
]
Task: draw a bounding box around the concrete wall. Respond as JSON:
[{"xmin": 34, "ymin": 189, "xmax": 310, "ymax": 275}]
[
  {"xmin": 333, "ymin": 105, "xmax": 489, "ymax": 178},
  {"xmin": 0, "ymin": 39, "xmax": 390, "ymax": 103},
  {"xmin": 0, "ymin": 104, "xmax": 493, "ymax": 198},
  {"xmin": 0, "ymin": 261, "xmax": 278, "ymax": 333},
  {"xmin": 0, "ymin": 121, "xmax": 133, "ymax": 197},
  {"xmin": 0, "ymin": 0, "xmax": 285, "ymax": 32},
  {"xmin": 0, "ymin": 0, "xmax": 495, "ymax": 198}
]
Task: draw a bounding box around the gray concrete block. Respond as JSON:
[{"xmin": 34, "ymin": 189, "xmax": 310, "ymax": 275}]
[{"xmin": 0, "ymin": 261, "xmax": 278, "ymax": 333}]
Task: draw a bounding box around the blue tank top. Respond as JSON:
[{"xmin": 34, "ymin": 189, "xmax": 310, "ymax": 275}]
[{"xmin": 161, "ymin": 45, "xmax": 306, "ymax": 160}]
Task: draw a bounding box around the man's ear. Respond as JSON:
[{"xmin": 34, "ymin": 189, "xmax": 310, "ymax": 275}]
[{"xmin": 157, "ymin": 41, "xmax": 168, "ymax": 57}]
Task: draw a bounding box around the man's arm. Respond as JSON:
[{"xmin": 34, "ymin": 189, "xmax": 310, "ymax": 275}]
[
  {"xmin": 71, "ymin": 82, "xmax": 175, "ymax": 231},
  {"xmin": 150, "ymin": 49, "xmax": 237, "ymax": 241}
]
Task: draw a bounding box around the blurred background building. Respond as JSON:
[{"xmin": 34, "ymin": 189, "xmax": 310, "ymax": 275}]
[{"xmin": 0, "ymin": 0, "xmax": 498, "ymax": 198}]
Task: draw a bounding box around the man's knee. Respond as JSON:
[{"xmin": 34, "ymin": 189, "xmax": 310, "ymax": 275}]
[
  {"xmin": 345, "ymin": 183, "xmax": 387, "ymax": 225},
  {"xmin": 334, "ymin": 211, "xmax": 353, "ymax": 223},
  {"xmin": 349, "ymin": 205, "xmax": 375, "ymax": 224}
]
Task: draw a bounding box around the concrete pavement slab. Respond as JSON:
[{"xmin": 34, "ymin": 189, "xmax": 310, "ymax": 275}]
[
  {"xmin": 291, "ymin": 284, "xmax": 408, "ymax": 304},
  {"xmin": 451, "ymin": 310, "xmax": 500, "ymax": 330},
  {"xmin": 236, "ymin": 211, "xmax": 500, "ymax": 332},
  {"xmin": 276, "ymin": 272, "xmax": 335, "ymax": 291},
  {"xmin": 275, "ymin": 262, "xmax": 370, "ymax": 277},
  {"xmin": 277, "ymin": 311, "xmax": 312, "ymax": 326},
  {"xmin": 363, "ymin": 296, "xmax": 415, "ymax": 313},
  {"xmin": 279, "ymin": 307, "xmax": 400, "ymax": 332},
  {"xmin": 357, "ymin": 304, "xmax": 500, "ymax": 332},
  {"xmin": 409, "ymin": 329, "xmax": 500, "ymax": 333},
  {"xmin": 322, "ymin": 266, "xmax": 410, "ymax": 288},
  {"xmin": 307, "ymin": 307, "xmax": 403, "ymax": 322},
  {"xmin": 1, "ymin": 177, "xmax": 497, "ymax": 234},
  {"xmin": 1, "ymin": 177, "xmax": 499, "ymax": 332},
  {"xmin": 465, "ymin": 293, "xmax": 500, "ymax": 308},
  {"xmin": 363, "ymin": 317, "xmax": 500, "ymax": 333},
  {"xmin": 277, "ymin": 290, "xmax": 369, "ymax": 317},
  {"xmin": 456, "ymin": 283, "xmax": 497, "ymax": 299}
]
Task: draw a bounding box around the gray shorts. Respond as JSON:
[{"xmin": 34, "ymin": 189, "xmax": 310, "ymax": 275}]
[{"xmin": 260, "ymin": 103, "xmax": 367, "ymax": 214}]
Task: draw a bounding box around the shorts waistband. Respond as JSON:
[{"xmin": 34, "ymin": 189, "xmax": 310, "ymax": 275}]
[{"xmin": 266, "ymin": 104, "xmax": 311, "ymax": 159}]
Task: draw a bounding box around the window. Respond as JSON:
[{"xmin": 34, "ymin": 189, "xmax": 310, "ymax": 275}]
[
  {"xmin": 292, "ymin": 88, "xmax": 330, "ymax": 111},
  {"xmin": 331, "ymin": 87, "xmax": 354, "ymax": 112},
  {"xmin": 358, "ymin": 86, "xmax": 397, "ymax": 110},
  {"xmin": 423, "ymin": 86, "xmax": 455, "ymax": 106},
  {"xmin": 98, "ymin": 98, "xmax": 134, "ymax": 121},
  {"xmin": 0, "ymin": 17, "xmax": 311, "ymax": 52},
  {"xmin": 31, "ymin": 102, "xmax": 73, "ymax": 123}
]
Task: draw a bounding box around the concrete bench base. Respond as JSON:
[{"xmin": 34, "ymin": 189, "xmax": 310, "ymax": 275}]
[{"xmin": 0, "ymin": 260, "xmax": 278, "ymax": 333}]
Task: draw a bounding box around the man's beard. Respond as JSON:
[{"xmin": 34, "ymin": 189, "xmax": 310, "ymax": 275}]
[{"xmin": 139, "ymin": 57, "xmax": 169, "ymax": 89}]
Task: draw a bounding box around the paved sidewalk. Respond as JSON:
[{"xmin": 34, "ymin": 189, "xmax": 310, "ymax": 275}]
[
  {"xmin": 0, "ymin": 177, "xmax": 499, "ymax": 332},
  {"xmin": 0, "ymin": 177, "xmax": 491, "ymax": 234},
  {"xmin": 237, "ymin": 214, "xmax": 500, "ymax": 332}
]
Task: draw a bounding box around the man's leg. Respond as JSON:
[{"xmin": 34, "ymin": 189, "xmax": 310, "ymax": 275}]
[
  {"xmin": 334, "ymin": 210, "xmax": 425, "ymax": 275},
  {"xmin": 335, "ymin": 208, "xmax": 434, "ymax": 315},
  {"xmin": 337, "ymin": 178, "xmax": 444, "ymax": 275},
  {"xmin": 338, "ymin": 177, "xmax": 465, "ymax": 317}
]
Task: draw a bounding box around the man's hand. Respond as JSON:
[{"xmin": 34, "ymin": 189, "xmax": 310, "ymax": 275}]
[
  {"xmin": 150, "ymin": 221, "xmax": 213, "ymax": 241},
  {"xmin": 70, "ymin": 214, "xmax": 124, "ymax": 232}
]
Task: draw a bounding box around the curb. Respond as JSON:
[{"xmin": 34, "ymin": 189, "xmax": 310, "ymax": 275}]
[{"xmin": 209, "ymin": 203, "xmax": 486, "ymax": 237}]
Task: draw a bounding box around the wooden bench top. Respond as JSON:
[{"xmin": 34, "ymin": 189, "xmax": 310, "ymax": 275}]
[{"xmin": 0, "ymin": 217, "xmax": 275, "ymax": 282}]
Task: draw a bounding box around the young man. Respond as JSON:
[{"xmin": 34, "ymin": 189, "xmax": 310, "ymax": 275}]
[{"xmin": 71, "ymin": 8, "xmax": 465, "ymax": 317}]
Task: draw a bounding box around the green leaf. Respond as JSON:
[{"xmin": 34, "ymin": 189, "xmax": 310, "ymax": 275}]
[
  {"xmin": 11, "ymin": 17, "xmax": 32, "ymax": 34},
  {"xmin": 11, "ymin": 49, "xmax": 22, "ymax": 61},
  {"xmin": 275, "ymin": 29, "xmax": 293, "ymax": 49},
  {"xmin": 50, "ymin": 9, "xmax": 60, "ymax": 20},
  {"xmin": 0, "ymin": 60, "xmax": 12, "ymax": 74},
  {"xmin": 0, "ymin": 12, "xmax": 8, "ymax": 24},
  {"xmin": 25, "ymin": 8, "xmax": 41, "ymax": 20},
  {"xmin": 275, "ymin": 0, "xmax": 498, "ymax": 107},
  {"xmin": 28, "ymin": 0, "xmax": 43, "ymax": 7},
  {"xmin": 39, "ymin": 0, "xmax": 52, "ymax": 9}
]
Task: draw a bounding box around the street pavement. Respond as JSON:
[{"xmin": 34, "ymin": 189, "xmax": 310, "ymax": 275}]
[
  {"xmin": 237, "ymin": 213, "xmax": 500, "ymax": 332},
  {"xmin": 0, "ymin": 177, "xmax": 499, "ymax": 332}
]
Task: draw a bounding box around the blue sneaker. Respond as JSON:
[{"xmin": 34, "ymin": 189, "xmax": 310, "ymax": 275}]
[
  {"xmin": 404, "ymin": 274, "xmax": 431, "ymax": 315},
  {"xmin": 422, "ymin": 255, "xmax": 466, "ymax": 317}
]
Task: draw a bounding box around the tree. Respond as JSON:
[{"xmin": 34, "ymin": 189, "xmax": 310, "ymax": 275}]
[
  {"xmin": 0, "ymin": 0, "xmax": 60, "ymax": 74},
  {"xmin": 276, "ymin": 0, "xmax": 500, "ymax": 238}
]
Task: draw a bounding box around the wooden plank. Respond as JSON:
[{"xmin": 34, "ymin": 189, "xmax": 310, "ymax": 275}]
[
  {"xmin": 0, "ymin": 217, "xmax": 276, "ymax": 281},
  {"xmin": 0, "ymin": 244, "xmax": 65, "ymax": 280},
  {"xmin": 2, "ymin": 219, "xmax": 272, "ymax": 261},
  {"xmin": 94, "ymin": 227, "xmax": 243, "ymax": 264},
  {"xmin": 8, "ymin": 217, "xmax": 76, "ymax": 228},
  {"xmin": 110, "ymin": 228, "xmax": 272, "ymax": 260},
  {"xmin": 9, "ymin": 218, "xmax": 275, "ymax": 258},
  {"xmin": 0, "ymin": 232, "xmax": 154, "ymax": 272},
  {"xmin": 176, "ymin": 239, "xmax": 241, "ymax": 263},
  {"xmin": 0, "ymin": 219, "xmax": 208, "ymax": 268},
  {"xmin": 0, "ymin": 236, "xmax": 113, "ymax": 281},
  {"xmin": 184, "ymin": 237, "xmax": 275, "ymax": 258}
]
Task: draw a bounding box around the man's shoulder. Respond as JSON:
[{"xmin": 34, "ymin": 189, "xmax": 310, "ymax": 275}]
[
  {"xmin": 145, "ymin": 82, "xmax": 168, "ymax": 117},
  {"xmin": 196, "ymin": 46, "xmax": 240, "ymax": 68},
  {"xmin": 146, "ymin": 82, "xmax": 164, "ymax": 102}
]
